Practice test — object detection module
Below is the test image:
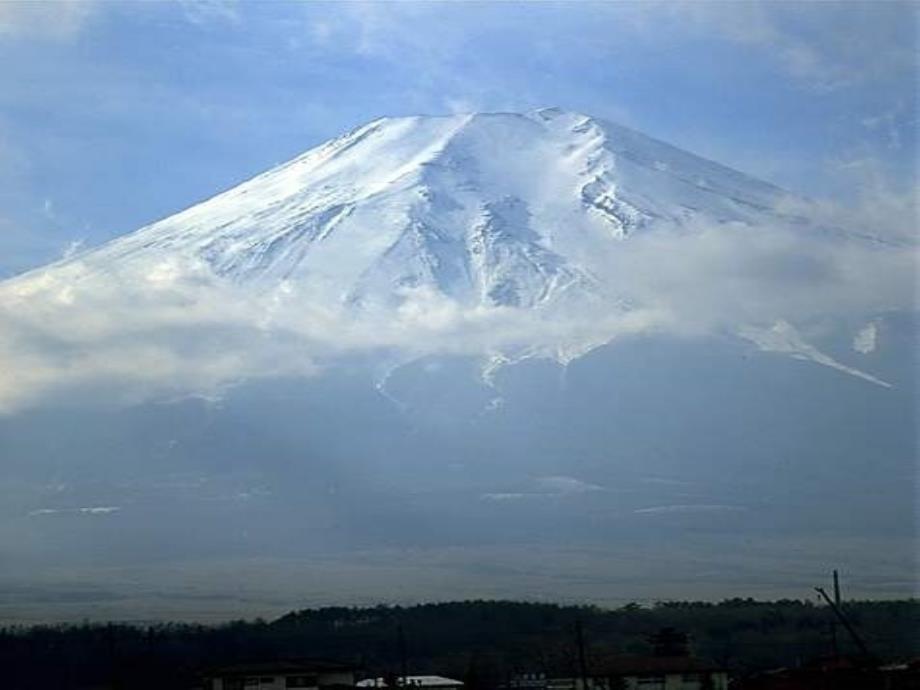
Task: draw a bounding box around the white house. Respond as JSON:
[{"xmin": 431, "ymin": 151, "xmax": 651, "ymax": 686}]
[{"xmin": 357, "ymin": 676, "xmax": 464, "ymax": 690}]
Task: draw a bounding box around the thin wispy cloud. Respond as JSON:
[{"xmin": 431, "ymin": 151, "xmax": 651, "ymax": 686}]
[
  {"xmin": 28, "ymin": 506, "xmax": 121, "ymax": 517},
  {"xmin": 0, "ymin": 0, "xmax": 97, "ymax": 40},
  {"xmin": 633, "ymin": 504, "xmax": 746, "ymax": 516},
  {"xmin": 481, "ymin": 476, "xmax": 606, "ymax": 502},
  {"xmin": 627, "ymin": 1, "xmax": 917, "ymax": 92},
  {"xmin": 179, "ymin": 0, "xmax": 241, "ymax": 28}
]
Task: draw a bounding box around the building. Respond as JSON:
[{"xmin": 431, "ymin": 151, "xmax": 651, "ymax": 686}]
[
  {"xmin": 733, "ymin": 655, "xmax": 920, "ymax": 690},
  {"xmin": 357, "ymin": 676, "xmax": 464, "ymax": 690},
  {"xmin": 879, "ymin": 659, "xmax": 920, "ymax": 689},
  {"xmin": 541, "ymin": 655, "xmax": 728, "ymax": 690},
  {"xmin": 202, "ymin": 659, "xmax": 357, "ymax": 690}
]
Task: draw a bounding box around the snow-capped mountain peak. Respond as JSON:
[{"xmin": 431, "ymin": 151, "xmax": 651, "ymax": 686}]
[
  {"xmin": 1, "ymin": 108, "xmax": 903, "ymax": 416},
  {"xmin": 42, "ymin": 108, "xmax": 786, "ymax": 311}
]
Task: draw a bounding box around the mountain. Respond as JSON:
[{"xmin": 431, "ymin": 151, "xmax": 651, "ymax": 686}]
[
  {"xmin": 3, "ymin": 108, "xmax": 899, "ymax": 405},
  {"xmin": 0, "ymin": 110, "xmax": 914, "ymax": 617},
  {"xmin": 16, "ymin": 108, "xmax": 790, "ymax": 307}
]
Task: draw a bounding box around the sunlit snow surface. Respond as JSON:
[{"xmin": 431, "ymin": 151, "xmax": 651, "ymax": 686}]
[{"xmin": 54, "ymin": 109, "xmax": 785, "ymax": 295}]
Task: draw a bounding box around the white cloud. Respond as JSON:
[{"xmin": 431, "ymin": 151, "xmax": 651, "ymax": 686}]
[
  {"xmin": 61, "ymin": 239, "xmax": 85, "ymax": 260},
  {"xmin": 481, "ymin": 476, "xmax": 605, "ymax": 502},
  {"xmin": 0, "ymin": 180, "xmax": 914, "ymax": 415},
  {"xmin": 28, "ymin": 506, "xmax": 121, "ymax": 517},
  {"xmin": 0, "ymin": 0, "xmax": 96, "ymax": 40},
  {"xmin": 639, "ymin": 1, "xmax": 917, "ymax": 91},
  {"xmin": 534, "ymin": 476, "xmax": 605, "ymax": 495},
  {"xmin": 775, "ymin": 162, "xmax": 918, "ymax": 244},
  {"xmin": 634, "ymin": 504, "xmax": 746, "ymax": 515},
  {"xmin": 860, "ymin": 102, "xmax": 911, "ymax": 153},
  {"xmin": 178, "ymin": 0, "xmax": 241, "ymax": 27},
  {"xmin": 480, "ymin": 493, "xmax": 530, "ymax": 502}
]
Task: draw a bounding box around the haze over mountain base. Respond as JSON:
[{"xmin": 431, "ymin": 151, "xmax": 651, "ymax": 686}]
[{"xmin": 1, "ymin": 330, "xmax": 915, "ymax": 622}]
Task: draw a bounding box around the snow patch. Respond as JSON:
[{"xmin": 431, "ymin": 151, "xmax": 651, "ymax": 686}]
[
  {"xmin": 853, "ymin": 321, "xmax": 879, "ymax": 354},
  {"xmin": 739, "ymin": 320, "xmax": 891, "ymax": 388}
]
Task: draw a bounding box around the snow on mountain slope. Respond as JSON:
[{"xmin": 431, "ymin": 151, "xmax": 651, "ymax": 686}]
[
  {"xmin": 22, "ymin": 109, "xmax": 788, "ymax": 307},
  {"xmin": 0, "ymin": 109, "xmax": 908, "ymax": 411}
]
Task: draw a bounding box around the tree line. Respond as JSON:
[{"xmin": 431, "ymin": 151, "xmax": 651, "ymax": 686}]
[{"xmin": 0, "ymin": 598, "xmax": 917, "ymax": 689}]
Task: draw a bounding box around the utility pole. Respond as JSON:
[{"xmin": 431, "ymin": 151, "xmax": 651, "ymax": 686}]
[
  {"xmin": 815, "ymin": 586, "xmax": 873, "ymax": 663},
  {"xmin": 397, "ymin": 623, "xmax": 409, "ymax": 684},
  {"xmin": 830, "ymin": 570, "xmax": 840, "ymax": 658},
  {"xmin": 575, "ymin": 620, "xmax": 589, "ymax": 690}
]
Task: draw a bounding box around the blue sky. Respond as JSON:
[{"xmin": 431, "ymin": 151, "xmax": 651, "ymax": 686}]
[{"xmin": 0, "ymin": 0, "xmax": 915, "ymax": 277}]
